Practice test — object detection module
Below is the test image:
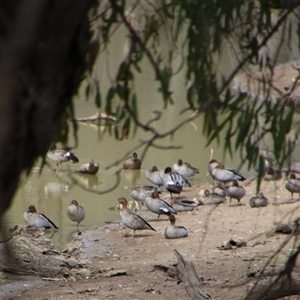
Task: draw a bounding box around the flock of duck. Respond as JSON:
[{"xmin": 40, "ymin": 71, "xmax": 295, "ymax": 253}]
[{"xmin": 22, "ymin": 146, "xmax": 300, "ymax": 240}]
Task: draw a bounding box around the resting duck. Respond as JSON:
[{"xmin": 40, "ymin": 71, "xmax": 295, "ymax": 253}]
[
  {"xmin": 249, "ymin": 192, "xmax": 269, "ymax": 207},
  {"xmin": 117, "ymin": 197, "xmax": 156, "ymax": 237},
  {"xmin": 285, "ymin": 173, "xmax": 300, "ymax": 199},
  {"xmin": 211, "ymin": 163, "xmax": 246, "ymax": 183},
  {"xmin": 212, "ymin": 182, "xmax": 227, "ymax": 197},
  {"xmin": 164, "ymin": 214, "xmax": 188, "ymax": 239},
  {"xmin": 47, "ymin": 144, "xmax": 79, "ymax": 169},
  {"xmin": 130, "ymin": 184, "xmax": 160, "ymax": 202},
  {"xmin": 145, "ymin": 166, "xmax": 164, "ymax": 187},
  {"xmin": 169, "ymin": 198, "xmax": 202, "ymax": 212},
  {"xmin": 226, "ymin": 180, "xmax": 246, "ymax": 204},
  {"xmin": 123, "ymin": 152, "xmax": 141, "ymax": 170},
  {"xmin": 75, "ymin": 159, "xmax": 99, "ymax": 175},
  {"xmin": 67, "ymin": 200, "xmax": 85, "ymax": 233},
  {"xmin": 161, "ymin": 167, "xmax": 191, "ymax": 199},
  {"xmin": 144, "ymin": 191, "xmax": 177, "ymax": 219},
  {"xmin": 199, "ymin": 189, "xmax": 226, "ymax": 205},
  {"xmin": 23, "ymin": 205, "xmax": 58, "ymax": 229},
  {"xmin": 173, "ymin": 159, "xmax": 199, "ymax": 178}
]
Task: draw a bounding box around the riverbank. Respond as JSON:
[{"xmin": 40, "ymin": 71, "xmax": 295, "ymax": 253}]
[{"xmin": 2, "ymin": 177, "xmax": 300, "ymax": 300}]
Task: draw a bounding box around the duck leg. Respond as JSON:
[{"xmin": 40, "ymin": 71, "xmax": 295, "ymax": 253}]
[{"xmin": 77, "ymin": 222, "xmax": 82, "ymax": 235}]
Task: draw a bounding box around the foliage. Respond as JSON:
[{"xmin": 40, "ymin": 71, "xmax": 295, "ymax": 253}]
[{"xmin": 84, "ymin": 0, "xmax": 300, "ymax": 177}]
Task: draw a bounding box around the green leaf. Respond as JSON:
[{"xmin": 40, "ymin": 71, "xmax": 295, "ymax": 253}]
[{"xmin": 95, "ymin": 84, "xmax": 101, "ymax": 108}]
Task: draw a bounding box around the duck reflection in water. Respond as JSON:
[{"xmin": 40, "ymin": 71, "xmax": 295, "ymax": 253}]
[
  {"xmin": 72, "ymin": 173, "xmax": 99, "ymax": 191},
  {"xmin": 123, "ymin": 169, "xmax": 141, "ymax": 186}
]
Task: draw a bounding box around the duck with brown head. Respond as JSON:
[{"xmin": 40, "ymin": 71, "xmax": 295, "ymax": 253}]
[
  {"xmin": 145, "ymin": 166, "xmax": 164, "ymax": 187},
  {"xmin": 173, "ymin": 159, "xmax": 199, "ymax": 178},
  {"xmin": 67, "ymin": 200, "xmax": 85, "ymax": 234},
  {"xmin": 227, "ymin": 180, "xmax": 246, "ymax": 204},
  {"xmin": 285, "ymin": 173, "xmax": 300, "ymax": 200},
  {"xmin": 164, "ymin": 213, "xmax": 188, "ymax": 239},
  {"xmin": 23, "ymin": 205, "xmax": 58, "ymax": 229},
  {"xmin": 130, "ymin": 184, "xmax": 160, "ymax": 202},
  {"xmin": 144, "ymin": 191, "xmax": 177, "ymax": 219},
  {"xmin": 123, "ymin": 152, "xmax": 141, "ymax": 170},
  {"xmin": 117, "ymin": 197, "xmax": 156, "ymax": 237},
  {"xmin": 211, "ymin": 163, "xmax": 246, "ymax": 183},
  {"xmin": 249, "ymin": 192, "xmax": 269, "ymax": 208}
]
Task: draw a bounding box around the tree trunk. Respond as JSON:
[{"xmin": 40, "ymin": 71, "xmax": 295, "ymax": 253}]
[
  {"xmin": 173, "ymin": 249, "xmax": 214, "ymax": 300},
  {"xmin": 0, "ymin": 226, "xmax": 88, "ymax": 278},
  {"xmin": 0, "ymin": 0, "xmax": 95, "ymax": 224}
]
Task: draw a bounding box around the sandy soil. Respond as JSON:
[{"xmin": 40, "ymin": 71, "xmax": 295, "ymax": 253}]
[{"xmin": 2, "ymin": 177, "xmax": 300, "ymax": 300}]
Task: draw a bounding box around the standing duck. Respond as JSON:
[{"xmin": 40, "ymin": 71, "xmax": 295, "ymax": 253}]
[
  {"xmin": 47, "ymin": 144, "xmax": 79, "ymax": 169},
  {"xmin": 144, "ymin": 191, "xmax": 177, "ymax": 219},
  {"xmin": 285, "ymin": 173, "xmax": 300, "ymax": 200},
  {"xmin": 260, "ymin": 145, "xmax": 275, "ymax": 167},
  {"xmin": 117, "ymin": 197, "xmax": 156, "ymax": 237},
  {"xmin": 249, "ymin": 192, "xmax": 269, "ymax": 207},
  {"xmin": 162, "ymin": 167, "xmax": 191, "ymax": 199},
  {"xmin": 130, "ymin": 184, "xmax": 160, "ymax": 202},
  {"xmin": 208, "ymin": 159, "xmax": 219, "ymax": 180},
  {"xmin": 23, "ymin": 205, "xmax": 58, "ymax": 229},
  {"xmin": 173, "ymin": 159, "xmax": 199, "ymax": 178},
  {"xmin": 164, "ymin": 214, "xmax": 188, "ymax": 239},
  {"xmin": 123, "ymin": 152, "xmax": 141, "ymax": 170},
  {"xmin": 264, "ymin": 167, "xmax": 282, "ymax": 181},
  {"xmin": 226, "ymin": 180, "xmax": 246, "ymax": 204},
  {"xmin": 67, "ymin": 200, "xmax": 85, "ymax": 234},
  {"xmin": 145, "ymin": 166, "xmax": 164, "ymax": 187},
  {"xmin": 75, "ymin": 159, "xmax": 99, "ymax": 175},
  {"xmin": 211, "ymin": 163, "xmax": 246, "ymax": 183}
]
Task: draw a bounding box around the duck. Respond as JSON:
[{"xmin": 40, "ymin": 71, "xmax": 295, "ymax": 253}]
[
  {"xmin": 263, "ymin": 167, "xmax": 282, "ymax": 181},
  {"xmin": 249, "ymin": 192, "xmax": 269, "ymax": 207},
  {"xmin": 211, "ymin": 163, "xmax": 246, "ymax": 183},
  {"xmin": 226, "ymin": 180, "xmax": 246, "ymax": 204},
  {"xmin": 67, "ymin": 200, "xmax": 85, "ymax": 234},
  {"xmin": 117, "ymin": 197, "xmax": 156, "ymax": 237},
  {"xmin": 260, "ymin": 145, "xmax": 275, "ymax": 166},
  {"xmin": 23, "ymin": 205, "xmax": 58, "ymax": 229},
  {"xmin": 144, "ymin": 191, "xmax": 177, "ymax": 219},
  {"xmin": 47, "ymin": 144, "xmax": 79, "ymax": 169},
  {"xmin": 130, "ymin": 184, "xmax": 160, "ymax": 202},
  {"xmin": 164, "ymin": 214, "xmax": 188, "ymax": 239},
  {"xmin": 173, "ymin": 159, "xmax": 199, "ymax": 178},
  {"xmin": 199, "ymin": 189, "xmax": 226, "ymax": 205},
  {"xmin": 255, "ymin": 157, "xmax": 271, "ymax": 174},
  {"xmin": 145, "ymin": 166, "xmax": 164, "ymax": 187},
  {"xmin": 285, "ymin": 173, "xmax": 300, "ymax": 200},
  {"xmin": 169, "ymin": 198, "xmax": 202, "ymax": 212},
  {"xmin": 161, "ymin": 167, "xmax": 191, "ymax": 199},
  {"xmin": 123, "ymin": 152, "xmax": 141, "ymax": 170},
  {"xmin": 75, "ymin": 159, "xmax": 99, "ymax": 175},
  {"xmin": 212, "ymin": 182, "xmax": 227, "ymax": 197},
  {"xmin": 208, "ymin": 159, "xmax": 219, "ymax": 179}
]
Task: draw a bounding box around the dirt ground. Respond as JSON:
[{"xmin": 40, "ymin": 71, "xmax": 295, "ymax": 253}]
[{"xmin": 2, "ymin": 177, "xmax": 300, "ymax": 300}]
